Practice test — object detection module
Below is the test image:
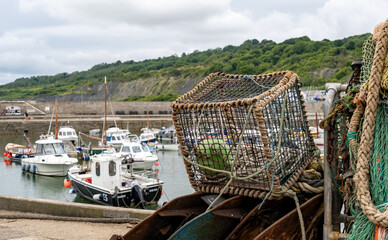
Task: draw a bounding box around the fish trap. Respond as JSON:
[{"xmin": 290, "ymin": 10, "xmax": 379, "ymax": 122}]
[{"xmin": 171, "ymin": 71, "xmax": 317, "ymax": 198}]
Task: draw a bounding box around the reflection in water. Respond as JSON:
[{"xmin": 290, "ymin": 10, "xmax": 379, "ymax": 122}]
[{"xmin": 0, "ymin": 134, "xmax": 193, "ymax": 207}]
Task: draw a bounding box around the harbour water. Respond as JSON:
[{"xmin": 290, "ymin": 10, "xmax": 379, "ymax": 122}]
[{"xmin": 0, "ymin": 134, "xmax": 194, "ymax": 207}]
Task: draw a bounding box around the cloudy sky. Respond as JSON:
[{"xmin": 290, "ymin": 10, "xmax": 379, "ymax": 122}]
[{"xmin": 0, "ymin": 0, "xmax": 386, "ymax": 85}]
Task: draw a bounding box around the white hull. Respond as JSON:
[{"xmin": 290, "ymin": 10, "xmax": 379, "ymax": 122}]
[
  {"xmin": 21, "ymin": 160, "xmax": 75, "ymax": 176},
  {"xmin": 159, "ymin": 144, "xmax": 179, "ymax": 151},
  {"xmin": 123, "ymin": 159, "xmax": 156, "ymax": 170}
]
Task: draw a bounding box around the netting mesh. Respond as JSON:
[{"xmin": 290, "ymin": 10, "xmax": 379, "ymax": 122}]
[
  {"xmin": 369, "ymin": 103, "xmax": 388, "ymax": 206},
  {"xmin": 361, "ymin": 36, "xmax": 376, "ymax": 84},
  {"xmin": 172, "ymin": 71, "xmax": 317, "ymax": 197}
]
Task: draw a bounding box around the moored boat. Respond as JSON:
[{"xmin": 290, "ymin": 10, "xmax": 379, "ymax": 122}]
[
  {"xmin": 4, "ymin": 143, "xmax": 35, "ymax": 163},
  {"xmin": 67, "ymin": 153, "xmax": 163, "ymax": 208},
  {"xmin": 21, "ymin": 135, "xmax": 78, "ymax": 176},
  {"xmin": 116, "ymin": 141, "xmax": 158, "ymax": 169},
  {"xmin": 57, "ymin": 126, "xmax": 79, "ymax": 145}
]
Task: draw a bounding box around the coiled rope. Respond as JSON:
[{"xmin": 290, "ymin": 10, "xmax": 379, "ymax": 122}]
[{"xmin": 353, "ymin": 18, "xmax": 388, "ymax": 227}]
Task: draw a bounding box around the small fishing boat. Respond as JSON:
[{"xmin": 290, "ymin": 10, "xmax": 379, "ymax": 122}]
[
  {"xmin": 57, "ymin": 126, "xmax": 78, "ymax": 145},
  {"xmin": 116, "ymin": 141, "xmax": 158, "ymax": 169},
  {"xmin": 89, "ymin": 128, "xmax": 101, "ymax": 136},
  {"xmin": 4, "ymin": 143, "xmax": 35, "ymax": 163},
  {"xmin": 21, "ymin": 134, "xmax": 78, "ymax": 176},
  {"xmin": 67, "ymin": 153, "xmax": 163, "ymax": 208},
  {"xmin": 4, "ymin": 129, "xmax": 35, "ymax": 162}
]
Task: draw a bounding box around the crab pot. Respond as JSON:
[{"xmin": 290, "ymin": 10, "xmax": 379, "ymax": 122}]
[{"xmin": 171, "ymin": 71, "xmax": 316, "ymax": 198}]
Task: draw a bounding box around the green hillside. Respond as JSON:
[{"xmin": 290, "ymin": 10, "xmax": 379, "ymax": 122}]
[{"xmin": 0, "ymin": 33, "xmax": 370, "ymax": 101}]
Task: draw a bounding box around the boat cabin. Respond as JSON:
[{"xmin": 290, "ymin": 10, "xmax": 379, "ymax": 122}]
[
  {"xmin": 35, "ymin": 139, "xmax": 67, "ymax": 156},
  {"xmin": 91, "ymin": 155, "xmax": 122, "ymax": 190},
  {"xmin": 58, "ymin": 126, "xmax": 78, "ymax": 144}
]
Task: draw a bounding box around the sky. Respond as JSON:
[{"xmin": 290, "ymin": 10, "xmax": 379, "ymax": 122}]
[{"xmin": 0, "ymin": 0, "xmax": 386, "ymax": 85}]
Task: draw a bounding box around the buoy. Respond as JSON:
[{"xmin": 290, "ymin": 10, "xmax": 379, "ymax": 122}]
[
  {"xmin": 26, "ymin": 164, "xmax": 31, "ymax": 172},
  {"xmin": 69, "ymin": 189, "xmax": 76, "ymax": 194},
  {"xmin": 197, "ymin": 139, "xmax": 232, "ymax": 175},
  {"xmin": 155, "ymin": 161, "xmax": 160, "ymax": 166},
  {"xmin": 22, "ymin": 164, "xmax": 26, "ymax": 171},
  {"xmin": 3, "ymin": 152, "xmax": 6, "ymax": 157},
  {"xmin": 161, "ymin": 189, "xmax": 164, "ymax": 196},
  {"xmin": 84, "ymin": 155, "xmax": 90, "ymax": 161},
  {"xmin": 32, "ymin": 165, "xmax": 36, "ymax": 174},
  {"xmin": 7, "ymin": 153, "xmax": 11, "ymax": 158},
  {"xmin": 27, "ymin": 137, "xmax": 30, "ymax": 141},
  {"xmin": 64, "ymin": 179, "xmax": 71, "ymax": 188}
]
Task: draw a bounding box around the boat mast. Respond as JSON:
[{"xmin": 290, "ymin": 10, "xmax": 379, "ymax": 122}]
[
  {"xmin": 104, "ymin": 76, "xmax": 107, "ymax": 146},
  {"xmin": 55, "ymin": 99, "xmax": 58, "ymax": 139}
]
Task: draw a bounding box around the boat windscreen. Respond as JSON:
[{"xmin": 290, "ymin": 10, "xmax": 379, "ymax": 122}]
[
  {"xmin": 132, "ymin": 146, "xmax": 142, "ymax": 153},
  {"xmin": 42, "ymin": 143, "xmax": 66, "ymax": 155}
]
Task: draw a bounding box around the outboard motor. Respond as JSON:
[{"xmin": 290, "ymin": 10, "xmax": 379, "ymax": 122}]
[{"xmin": 131, "ymin": 180, "xmax": 146, "ymax": 209}]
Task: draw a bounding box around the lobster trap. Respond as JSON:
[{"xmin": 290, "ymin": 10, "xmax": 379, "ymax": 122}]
[{"xmin": 171, "ymin": 71, "xmax": 317, "ymax": 198}]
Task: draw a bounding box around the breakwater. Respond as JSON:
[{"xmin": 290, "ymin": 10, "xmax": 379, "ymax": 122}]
[
  {"xmin": 0, "ymin": 116, "xmax": 172, "ymax": 135},
  {"xmin": 0, "ymin": 101, "xmax": 324, "ymax": 135}
]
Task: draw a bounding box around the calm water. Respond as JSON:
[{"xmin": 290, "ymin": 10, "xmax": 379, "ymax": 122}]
[{"xmin": 0, "ymin": 134, "xmax": 194, "ymax": 206}]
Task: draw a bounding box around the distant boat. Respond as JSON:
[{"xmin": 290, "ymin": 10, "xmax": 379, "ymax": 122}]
[
  {"xmin": 21, "ymin": 134, "xmax": 78, "ymax": 176},
  {"xmin": 57, "ymin": 126, "xmax": 78, "ymax": 145},
  {"xmin": 4, "ymin": 143, "xmax": 35, "ymax": 163},
  {"xmin": 67, "ymin": 153, "xmax": 163, "ymax": 208},
  {"xmin": 116, "ymin": 141, "xmax": 158, "ymax": 169},
  {"xmin": 159, "ymin": 143, "xmax": 179, "ymax": 151},
  {"xmin": 89, "ymin": 129, "xmax": 101, "ymax": 136},
  {"xmin": 4, "ymin": 129, "xmax": 35, "ymax": 162},
  {"xmin": 139, "ymin": 128, "xmax": 158, "ymax": 152},
  {"xmin": 102, "ymin": 126, "xmax": 131, "ymax": 147}
]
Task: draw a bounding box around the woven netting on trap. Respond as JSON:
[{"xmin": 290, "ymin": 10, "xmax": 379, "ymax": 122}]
[{"xmin": 171, "ymin": 71, "xmax": 317, "ymax": 198}]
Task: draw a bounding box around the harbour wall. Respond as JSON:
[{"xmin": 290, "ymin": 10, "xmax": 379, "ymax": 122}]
[
  {"xmin": 0, "ymin": 194, "xmax": 154, "ymax": 219},
  {"xmin": 0, "ymin": 117, "xmax": 173, "ymax": 135},
  {"xmin": 0, "ymin": 101, "xmax": 324, "ymax": 135}
]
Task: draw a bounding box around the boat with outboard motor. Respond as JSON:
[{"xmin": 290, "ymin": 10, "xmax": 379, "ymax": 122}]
[
  {"xmin": 66, "ymin": 153, "xmax": 163, "ymax": 208},
  {"xmin": 4, "ymin": 129, "xmax": 35, "ymax": 162},
  {"xmin": 21, "ymin": 134, "xmax": 78, "ymax": 176}
]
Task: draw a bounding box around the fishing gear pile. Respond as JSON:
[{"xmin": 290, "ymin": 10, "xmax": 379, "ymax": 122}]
[{"xmin": 320, "ymin": 19, "xmax": 388, "ymax": 239}]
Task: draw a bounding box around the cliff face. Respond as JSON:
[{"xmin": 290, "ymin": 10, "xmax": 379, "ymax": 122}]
[{"xmin": 28, "ymin": 76, "xmax": 202, "ymax": 102}]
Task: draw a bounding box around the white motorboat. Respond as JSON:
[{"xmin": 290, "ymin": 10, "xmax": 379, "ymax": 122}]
[
  {"xmin": 58, "ymin": 126, "xmax": 78, "ymax": 145},
  {"xmin": 67, "ymin": 153, "xmax": 163, "ymax": 208},
  {"xmin": 21, "ymin": 135, "xmax": 78, "ymax": 176},
  {"xmin": 139, "ymin": 128, "xmax": 158, "ymax": 152},
  {"xmin": 117, "ymin": 141, "xmax": 158, "ymax": 169},
  {"xmin": 101, "ymin": 127, "xmax": 131, "ymax": 147}
]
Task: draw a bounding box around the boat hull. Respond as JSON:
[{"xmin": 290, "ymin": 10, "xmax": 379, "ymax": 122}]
[
  {"xmin": 21, "ymin": 161, "xmax": 74, "ymax": 176},
  {"xmin": 68, "ymin": 172, "xmax": 163, "ymax": 207},
  {"xmin": 69, "ymin": 173, "xmax": 133, "ymax": 207}
]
